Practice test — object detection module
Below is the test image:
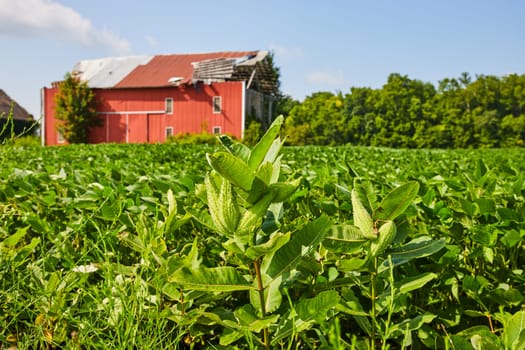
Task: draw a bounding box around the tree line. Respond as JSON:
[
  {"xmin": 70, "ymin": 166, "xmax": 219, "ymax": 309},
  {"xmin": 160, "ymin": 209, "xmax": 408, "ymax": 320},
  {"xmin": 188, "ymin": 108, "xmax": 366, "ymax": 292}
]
[{"xmin": 281, "ymin": 73, "xmax": 525, "ymax": 148}]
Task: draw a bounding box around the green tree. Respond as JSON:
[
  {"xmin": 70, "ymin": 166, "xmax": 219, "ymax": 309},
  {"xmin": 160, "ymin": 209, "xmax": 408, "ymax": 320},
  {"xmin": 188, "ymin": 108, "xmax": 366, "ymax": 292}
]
[
  {"xmin": 274, "ymin": 94, "xmax": 299, "ymax": 118},
  {"xmin": 283, "ymin": 72, "xmax": 525, "ymax": 148},
  {"xmin": 344, "ymin": 87, "xmax": 377, "ymax": 145},
  {"xmin": 285, "ymin": 92, "xmax": 345, "ymax": 145},
  {"xmin": 54, "ymin": 72, "xmax": 100, "ymax": 144}
]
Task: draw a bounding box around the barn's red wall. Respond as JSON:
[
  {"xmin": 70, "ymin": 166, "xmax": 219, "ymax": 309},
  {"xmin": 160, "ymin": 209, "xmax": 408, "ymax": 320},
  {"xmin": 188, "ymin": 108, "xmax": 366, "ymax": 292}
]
[
  {"xmin": 43, "ymin": 82, "xmax": 244, "ymax": 145},
  {"xmin": 42, "ymin": 87, "xmax": 61, "ymax": 146}
]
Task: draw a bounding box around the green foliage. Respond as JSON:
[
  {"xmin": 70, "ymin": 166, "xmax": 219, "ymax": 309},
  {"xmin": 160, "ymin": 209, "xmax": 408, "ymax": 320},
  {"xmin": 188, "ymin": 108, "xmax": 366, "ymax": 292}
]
[
  {"xmin": 243, "ymin": 119, "xmax": 264, "ymax": 146},
  {"xmin": 286, "ymin": 92, "xmax": 346, "ymax": 145},
  {"xmin": 1, "ymin": 140, "xmax": 524, "ymax": 348},
  {"xmin": 285, "ymin": 73, "xmax": 525, "ymax": 148},
  {"xmin": 171, "ymin": 115, "xmax": 336, "ymax": 348},
  {"xmin": 54, "ymin": 72, "xmax": 100, "ymax": 144},
  {"xmin": 10, "ymin": 135, "xmax": 41, "ymax": 147},
  {"xmin": 166, "ymin": 131, "xmax": 220, "ymax": 145}
]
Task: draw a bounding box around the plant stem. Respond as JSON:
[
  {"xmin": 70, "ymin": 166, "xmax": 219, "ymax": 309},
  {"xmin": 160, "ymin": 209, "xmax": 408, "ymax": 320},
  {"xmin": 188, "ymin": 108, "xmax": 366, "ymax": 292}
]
[
  {"xmin": 382, "ymin": 256, "xmax": 395, "ymax": 350},
  {"xmin": 254, "ymin": 258, "xmax": 270, "ymax": 350},
  {"xmin": 370, "ymin": 257, "xmax": 378, "ymax": 350}
]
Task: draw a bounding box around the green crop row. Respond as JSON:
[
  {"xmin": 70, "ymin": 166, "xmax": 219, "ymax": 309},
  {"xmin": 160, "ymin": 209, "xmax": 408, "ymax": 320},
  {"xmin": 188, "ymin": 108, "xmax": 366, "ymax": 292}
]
[{"xmin": 0, "ymin": 134, "xmax": 524, "ymax": 349}]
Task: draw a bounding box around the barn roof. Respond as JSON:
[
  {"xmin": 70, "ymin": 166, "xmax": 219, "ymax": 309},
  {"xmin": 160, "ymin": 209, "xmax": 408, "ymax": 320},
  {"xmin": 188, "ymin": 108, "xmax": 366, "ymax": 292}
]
[
  {"xmin": 0, "ymin": 89, "xmax": 32, "ymax": 121},
  {"xmin": 71, "ymin": 50, "xmax": 278, "ymax": 94},
  {"xmin": 73, "ymin": 55, "xmax": 153, "ymax": 88}
]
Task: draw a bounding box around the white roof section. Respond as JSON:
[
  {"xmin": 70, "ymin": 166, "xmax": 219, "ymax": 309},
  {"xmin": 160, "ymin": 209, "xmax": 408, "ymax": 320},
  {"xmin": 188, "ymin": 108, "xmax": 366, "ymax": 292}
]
[{"xmin": 72, "ymin": 55, "xmax": 153, "ymax": 88}]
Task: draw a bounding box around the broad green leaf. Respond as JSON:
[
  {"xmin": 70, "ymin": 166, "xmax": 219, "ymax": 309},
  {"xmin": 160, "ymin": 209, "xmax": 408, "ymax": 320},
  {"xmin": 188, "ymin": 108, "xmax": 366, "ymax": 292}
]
[
  {"xmin": 262, "ymin": 202, "xmax": 283, "ymax": 233},
  {"xmin": 219, "ymin": 328, "xmax": 244, "ymax": 346},
  {"xmin": 218, "ymin": 306, "xmax": 279, "ymax": 345},
  {"xmin": 370, "ymin": 220, "xmax": 396, "ymax": 257},
  {"xmin": 270, "ymin": 155, "xmax": 282, "ymax": 183},
  {"xmin": 206, "ymin": 152, "xmax": 255, "ymax": 191},
  {"xmin": 351, "ymin": 189, "xmax": 374, "ymax": 238},
  {"xmin": 458, "ymin": 198, "xmax": 477, "ymax": 216},
  {"xmin": 296, "ymin": 290, "xmax": 340, "ymax": 322},
  {"xmin": 256, "ymin": 161, "xmax": 275, "ymax": 184},
  {"xmin": 222, "ymin": 237, "xmax": 246, "ymax": 255},
  {"xmin": 338, "ymin": 257, "xmax": 369, "ymax": 272},
  {"xmin": 264, "ymin": 215, "xmax": 331, "ymax": 281},
  {"xmin": 186, "ymin": 207, "xmax": 220, "ymax": 234},
  {"xmin": 385, "ymin": 237, "xmax": 446, "ymax": 262},
  {"xmin": 245, "ymin": 231, "xmax": 290, "ymax": 260},
  {"xmin": 168, "ymin": 266, "xmax": 253, "ymax": 292},
  {"xmin": 504, "ymin": 310, "xmax": 525, "ymax": 349},
  {"xmin": 463, "ymin": 310, "xmax": 487, "ymax": 317},
  {"xmin": 1, "ymin": 226, "xmax": 29, "ymax": 248},
  {"xmin": 501, "ymin": 230, "xmax": 521, "ymax": 248},
  {"xmin": 475, "ymin": 158, "xmax": 488, "ymax": 179},
  {"xmin": 237, "ymin": 192, "xmax": 276, "ymax": 237},
  {"xmin": 161, "ymin": 283, "xmax": 182, "ymax": 300},
  {"xmin": 232, "ymin": 304, "xmax": 279, "ymax": 332},
  {"xmin": 389, "ymin": 272, "xmax": 438, "ymax": 295},
  {"xmin": 165, "ymin": 239, "xmax": 202, "ymax": 276},
  {"xmin": 388, "ymin": 313, "xmax": 437, "ymax": 339},
  {"xmin": 217, "ymin": 179, "xmax": 240, "ymax": 233},
  {"xmin": 269, "ymin": 179, "xmax": 300, "ymax": 203},
  {"xmin": 245, "ymin": 176, "xmax": 269, "ymax": 204},
  {"xmin": 455, "ymin": 326, "xmax": 502, "ymax": 350},
  {"xmin": 483, "ymin": 246, "xmax": 494, "ymax": 264},
  {"xmin": 263, "ymin": 138, "xmax": 285, "ymax": 166},
  {"xmin": 476, "ymin": 198, "xmax": 496, "ymax": 215},
  {"xmin": 167, "ymin": 188, "xmax": 176, "ymax": 215},
  {"xmin": 204, "ymin": 174, "xmax": 230, "ymax": 235},
  {"xmin": 335, "ymin": 295, "xmax": 369, "ymax": 317},
  {"xmin": 250, "ymin": 275, "xmax": 283, "ymax": 315},
  {"xmin": 46, "ymin": 271, "xmax": 62, "ymax": 294},
  {"xmin": 12, "ymin": 238, "xmax": 40, "ymax": 268},
  {"xmin": 353, "ymin": 180, "xmax": 377, "ymax": 214},
  {"xmin": 446, "ymin": 335, "xmax": 474, "ymax": 349},
  {"xmin": 217, "ymin": 134, "xmax": 251, "ymax": 163},
  {"xmin": 323, "ymin": 224, "xmax": 368, "ymax": 253},
  {"xmin": 512, "ymin": 174, "xmax": 524, "ymax": 195},
  {"xmin": 248, "ymin": 115, "xmax": 284, "ymax": 170},
  {"xmin": 375, "ymin": 181, "xmax": 420, "ymax": 221},
  {"xmin": 272, "ymin": 290, "xmax": 339, "ymax": 345},
  {"xmin": 162, "ymin": 212, "xmax": 192, "ymax": 236}
]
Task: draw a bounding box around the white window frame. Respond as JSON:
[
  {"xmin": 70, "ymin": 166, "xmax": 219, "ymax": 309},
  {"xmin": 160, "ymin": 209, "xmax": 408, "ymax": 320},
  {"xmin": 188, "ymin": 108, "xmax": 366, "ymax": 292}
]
[
  {"xmin": 57, "ymin": 131, "xmax": 65, "ymax": 143},
  {"xmin": 165, "ymin": 126, "xmax": 174, "ymax": 138},
  {"xmin": 212, "ymin": 96, "xmax": 222, "ymax": 114},
  {"xmin": 165, "ymin": 98, "xmax": 173, "ymax": 114},
  {"xmin": 212, "ymin": 126, "xmax": 222, "ymax": 135}
]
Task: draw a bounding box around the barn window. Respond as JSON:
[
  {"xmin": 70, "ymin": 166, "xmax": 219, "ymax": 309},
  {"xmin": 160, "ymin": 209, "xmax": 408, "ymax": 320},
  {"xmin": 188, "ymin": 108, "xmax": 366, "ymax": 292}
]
[
  {"xmin": 213, "ymin": 96, "xmax": 222, "ymax": 114},
  {"xmin": 165, "ymin": 126, "xmax": 174, "ymax": 138},
  {"xmin": 165, "ymin": 98, "xmax": 173, "ymax": 114},
  {"xmin": 212, "ymin": 126, "xmax": 222, "ymax": 135},
  {"xmin": 57, "ymin": 131, "xmax": 65, "ymax": 143}
]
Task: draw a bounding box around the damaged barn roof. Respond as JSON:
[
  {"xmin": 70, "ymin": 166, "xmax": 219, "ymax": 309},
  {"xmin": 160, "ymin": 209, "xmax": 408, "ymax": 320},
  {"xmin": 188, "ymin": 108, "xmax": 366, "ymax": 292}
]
[{"xmin": 70, "ymin": 50, "xmax": 278, "ymax": 94}]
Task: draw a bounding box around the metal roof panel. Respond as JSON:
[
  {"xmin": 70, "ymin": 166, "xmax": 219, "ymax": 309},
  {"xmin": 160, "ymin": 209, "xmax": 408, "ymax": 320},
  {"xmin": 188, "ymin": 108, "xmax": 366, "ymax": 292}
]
[{"xmin": 73, "ymin": 56, "xmax": 153, "ymax": 88}]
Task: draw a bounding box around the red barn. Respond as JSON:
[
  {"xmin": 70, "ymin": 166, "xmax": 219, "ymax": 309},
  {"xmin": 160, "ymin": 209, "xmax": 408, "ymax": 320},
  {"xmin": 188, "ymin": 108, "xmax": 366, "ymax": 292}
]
[{"xmin": 41, "ymin": 50, "xmax": 278, "ymax": 145}]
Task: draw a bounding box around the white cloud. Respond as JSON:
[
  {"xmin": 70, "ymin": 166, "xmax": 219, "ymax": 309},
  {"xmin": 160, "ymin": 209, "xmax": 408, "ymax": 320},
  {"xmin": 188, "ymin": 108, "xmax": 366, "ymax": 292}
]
[
  {"xmin": 306, "ymin": 70, "xmax": 346, "ymax": 86},
  {"xmin": 144, "ymin": 35, "xmax": 159, "ymax": 48},
  {"xmin": 268, "ymin": 43, "xmax": 304, "ymax": 60},
  {"xmin": 0, "ymin": 0, "xmax": 131, "ymax": 54}
]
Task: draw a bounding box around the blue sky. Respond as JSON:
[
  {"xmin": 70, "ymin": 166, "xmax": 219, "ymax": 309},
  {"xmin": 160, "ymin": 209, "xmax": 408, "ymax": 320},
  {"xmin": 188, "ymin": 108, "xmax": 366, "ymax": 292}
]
[{"xmin": 1, "ymin": 0, "xmax": 524, "ymax": 118}]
